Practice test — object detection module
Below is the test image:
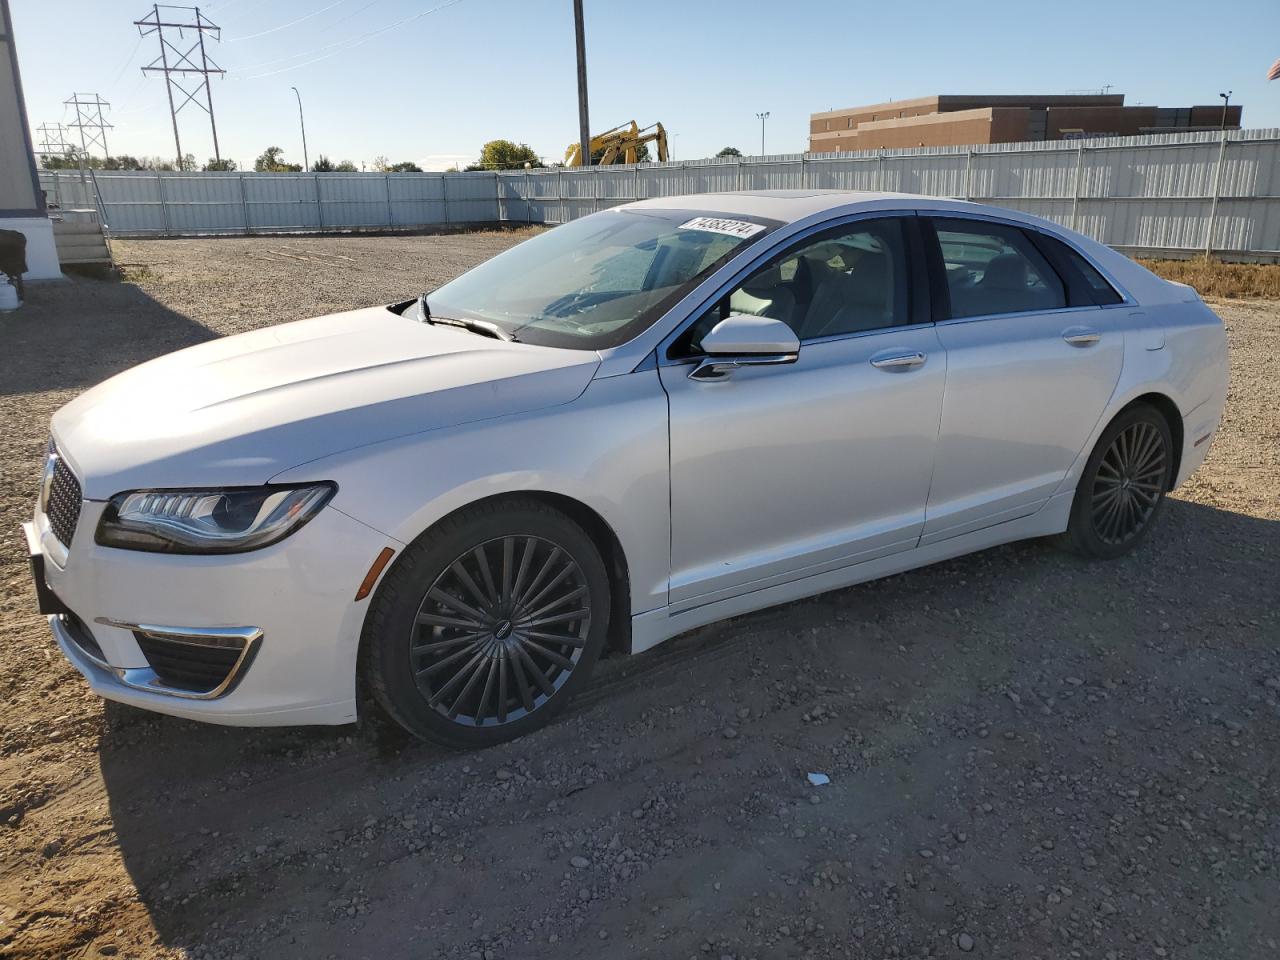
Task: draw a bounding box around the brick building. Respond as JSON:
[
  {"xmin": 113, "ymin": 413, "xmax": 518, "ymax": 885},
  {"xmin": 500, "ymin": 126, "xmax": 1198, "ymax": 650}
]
[{"xmin": 809, "ymin": 94, "xmax": 1243, "ymax": 153}]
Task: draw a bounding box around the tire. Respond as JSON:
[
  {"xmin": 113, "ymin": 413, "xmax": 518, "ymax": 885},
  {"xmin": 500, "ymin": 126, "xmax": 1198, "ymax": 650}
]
[
  {"xmin": 361, "ymin": 497, "xmax": 611, "ymax": 748},
  {"xmin": 1061, "ymin": 403, "xmax": 1174, "ymax": 559}
]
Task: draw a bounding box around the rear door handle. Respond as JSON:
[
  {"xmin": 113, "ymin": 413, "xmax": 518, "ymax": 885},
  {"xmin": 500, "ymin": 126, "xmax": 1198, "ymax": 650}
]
[
  {"xmin": 870, "ymin": 351, "xmax": 926, "ymax": 371},
  {"xmin": 1062, "ymin": 326, "xmax": 1101, "ymax": 347}
]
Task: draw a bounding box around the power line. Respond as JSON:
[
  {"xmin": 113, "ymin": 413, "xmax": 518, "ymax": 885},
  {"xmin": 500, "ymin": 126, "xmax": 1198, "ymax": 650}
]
[
  {"xmin": 227, "ymin": 0, "xmax": 390, "ymax": 71},
  {"xmin": 109, "ymin": 74, "xmax": 153, "ymax": 116},
  {"xmin": 135, "ymin": 4, "xmax": 226, "ymax": 167},
  {"xmin": 233, "ymin": 0, "xmax": 468, "ymax": 81},
  {"xmin": 225, "ymin": 0, "xmax": 345, "ymax": 42},
  {"xmin": 316, "ymin": 0, "xmax": 389, "ymax": 32},
  {"xmin": 107, "ymin": 35, "xmax": 146, "ymax": 92}
]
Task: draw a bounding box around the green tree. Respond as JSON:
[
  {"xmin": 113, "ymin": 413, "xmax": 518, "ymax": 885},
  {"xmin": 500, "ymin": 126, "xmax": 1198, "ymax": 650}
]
[
  {"xmin": 334, "ymin": 160, "xmax": 358, "ymax": 172},
  {"xmin": 311, "ymin": 155, "xmax": 335, "ymax": 172},
  {"xmin": 465, "ymin": 139, "xmax": 542, "ymax": 171},
  {"xmin": 203, "ymin": 157, "xmax": 237, "ymax": 171},
  {"xmin": 254, "ymin": 146, "xmax": 302, "ymax": 172},
  {"xmin": 104, "ymin": 155, "xmax": 144, "ymax": 170},
  {"xmin": 40, "ymin": 151, "xmax": 90, "ymax": 170},
  {"xmin": 716, "ymin": 146, "xmax": 743, "ymax": 158},
  {"xmin": 386, "ymin": 161, "xmax": 423, "ymax": 172}
]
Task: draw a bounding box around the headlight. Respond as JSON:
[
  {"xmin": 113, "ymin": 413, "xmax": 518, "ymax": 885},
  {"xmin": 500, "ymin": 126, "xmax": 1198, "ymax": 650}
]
[{"xmin": 95, "ymin": 483, "xmax": 336, "ymax": 554}]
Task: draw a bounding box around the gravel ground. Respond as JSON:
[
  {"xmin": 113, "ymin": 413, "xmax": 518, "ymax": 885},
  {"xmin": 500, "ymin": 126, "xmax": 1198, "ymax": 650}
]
[{"xmin": 1, "ymin": 234, "xmax": 1277, "ymax": 960}]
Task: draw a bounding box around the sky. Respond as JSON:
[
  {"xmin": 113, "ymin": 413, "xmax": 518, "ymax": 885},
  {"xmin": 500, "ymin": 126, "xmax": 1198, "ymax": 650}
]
[{"xmin": 12, "ymin": 0, "xmax": 1280, "ymax": 171}]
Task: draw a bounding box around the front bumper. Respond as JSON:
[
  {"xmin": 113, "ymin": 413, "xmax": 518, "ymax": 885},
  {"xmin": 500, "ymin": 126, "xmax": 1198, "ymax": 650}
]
[{"xmin": 29, "ymin": 500, "xmax": 397, "ymax": 727}]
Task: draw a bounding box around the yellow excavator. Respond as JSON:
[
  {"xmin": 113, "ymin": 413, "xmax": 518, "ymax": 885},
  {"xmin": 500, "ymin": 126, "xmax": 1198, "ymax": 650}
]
[{"xmin": 565, "ymin": 121, "xmax": 669, "ymax": 166}]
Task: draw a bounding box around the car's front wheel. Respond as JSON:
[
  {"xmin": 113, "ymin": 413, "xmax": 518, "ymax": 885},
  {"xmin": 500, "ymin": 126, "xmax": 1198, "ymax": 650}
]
[
  {"xmin": 362, "ymin": 498, "xmax": 610, "ymax": 748},
  {"xmin": 1062, "ymin": 403, "xmax": 1174, "ymax": 559}
]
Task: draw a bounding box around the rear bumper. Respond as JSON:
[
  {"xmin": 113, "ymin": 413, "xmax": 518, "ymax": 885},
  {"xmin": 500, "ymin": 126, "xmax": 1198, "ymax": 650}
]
[{"xmin": 1173, "ymin": 380, "xmax": 1228, "ymax": 489}]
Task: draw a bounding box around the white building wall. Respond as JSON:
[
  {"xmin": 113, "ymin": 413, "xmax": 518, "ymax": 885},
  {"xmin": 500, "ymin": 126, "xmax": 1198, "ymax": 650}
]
[{"xmin": 1, "ymin": 0, "xmax": 62, "ymax": 281}]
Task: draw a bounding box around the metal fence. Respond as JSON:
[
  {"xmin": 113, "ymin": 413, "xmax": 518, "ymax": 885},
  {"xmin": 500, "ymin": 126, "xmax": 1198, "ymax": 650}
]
[{"xmin": 39, "ymin": 128, "xmax": 1280, "ymax": 259}]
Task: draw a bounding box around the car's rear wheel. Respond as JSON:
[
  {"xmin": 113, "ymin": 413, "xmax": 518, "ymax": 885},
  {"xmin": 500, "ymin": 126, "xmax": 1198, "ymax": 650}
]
[
  {"xmin": 362, "ymin": 498, "xmax": 610, "ymax": 748},
  {"xmin": 1062, "ymin": 403, "xmax": 1173, "ymax": 559}
]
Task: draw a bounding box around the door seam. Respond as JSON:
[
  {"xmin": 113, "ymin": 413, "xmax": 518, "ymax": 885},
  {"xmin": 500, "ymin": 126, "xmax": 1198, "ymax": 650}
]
[{"xmin": 918, "ymin": 325, "xmax": 949, "ymax": 547}]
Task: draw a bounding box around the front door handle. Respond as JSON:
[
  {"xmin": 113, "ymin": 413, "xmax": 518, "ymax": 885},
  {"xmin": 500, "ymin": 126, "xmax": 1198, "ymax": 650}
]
[
  {"xmin": 1062, "ymin": 327, "xmax": 1101, "ymax": 347},
  {"xmin": 870, "ymin": 351, "xmax": 926, "ymax": 371}
]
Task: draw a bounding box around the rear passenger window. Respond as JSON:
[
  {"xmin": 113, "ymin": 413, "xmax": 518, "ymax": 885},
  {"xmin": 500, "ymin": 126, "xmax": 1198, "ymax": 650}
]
[
  {"xmin": 931, "ymin": 219, "xmax": 1067, "ymax": 319},
  {"xmin": 1046, "ymin": 238, "xmax": 1125, "ymax": 305}
]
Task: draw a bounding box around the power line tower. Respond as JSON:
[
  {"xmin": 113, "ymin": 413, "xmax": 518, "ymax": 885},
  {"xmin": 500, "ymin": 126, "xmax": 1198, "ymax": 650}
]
[
  {"xmin": 134, "ymin": 4, "xmax": 224, "ymax": 168},
  {"xmin": 36, "ymin": 121, "xmax": 77, "ymax": 159},
  {"xmin": 64, "ymin": 94, "xmax": 113, "ymax": 158}
]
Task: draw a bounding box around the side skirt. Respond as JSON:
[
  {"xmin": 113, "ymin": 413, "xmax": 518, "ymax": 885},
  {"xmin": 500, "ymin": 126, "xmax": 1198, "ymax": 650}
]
[{"xmin": 629, "ymin": 490, "xmax": 1074, "ymax": 655}]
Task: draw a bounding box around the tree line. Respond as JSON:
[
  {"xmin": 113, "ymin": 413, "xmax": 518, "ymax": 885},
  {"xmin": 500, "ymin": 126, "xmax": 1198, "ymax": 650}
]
[
  {"xmin": 40, "ymin": 141, "xmax": 747, "ymax": 175},
  {"xmin": 39, "ymin": 151, "xmax": 228, "ymax": 172},
  {"xmin": 38, "ymin": 148, "xmax": 423, "ymax": 174}
]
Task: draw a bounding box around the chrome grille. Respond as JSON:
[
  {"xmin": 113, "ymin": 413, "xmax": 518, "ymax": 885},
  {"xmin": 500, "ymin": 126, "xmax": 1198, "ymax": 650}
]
[{"xmin": 45, "ymin": 455, "xmax": 83, "ymax": 548}]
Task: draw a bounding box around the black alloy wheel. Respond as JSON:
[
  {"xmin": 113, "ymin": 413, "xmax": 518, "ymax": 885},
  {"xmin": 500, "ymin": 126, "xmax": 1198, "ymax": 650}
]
[
  {"xmin": 1089, "ymin": 420, "xmax": 1169, "ymax": 546},
  {"xmin": 411, "ymin": 535, "xmax": 591, "ymax": 727},
  {"xmin": 1063, "ymin": 403, "xmax": 1173, "ymax": 559},
  {"xmin": 362, "ymin": 498, "xmax": 610, "ymax": 748}
]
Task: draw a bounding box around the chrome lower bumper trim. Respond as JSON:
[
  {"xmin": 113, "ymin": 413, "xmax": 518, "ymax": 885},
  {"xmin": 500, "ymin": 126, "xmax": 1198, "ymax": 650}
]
[{"xmin": 70, "ymin": 618, "xmax": 264, "ymax": 700}]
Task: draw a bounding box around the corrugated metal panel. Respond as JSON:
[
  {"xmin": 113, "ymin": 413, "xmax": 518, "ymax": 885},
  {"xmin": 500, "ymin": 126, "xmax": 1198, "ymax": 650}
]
[
  {"xmin": 882, "ymin": 154, "xmax": 967, "ymax": 197},
  {"xmin": 160, "ymin": 174, "xmax": 245, "ymax": 233},
  {"xmin": 1217, "ymin": 140, "xmax": 1280, "ymax": 197},
  {"xmin": 388, "ymin": 174, "xmax": 446, "ymax": 226},
  {"xmin": 739, "ymin": 160, "xmax": 805, "ymax": 191},
  {"xmin": 317, "ymin": 174, "xmax": 389, "ymax": 228},
  {"xmin": 41, "ymin": 128, "xmax": 1280, "ymax": 255},
  {"xmin": 242, "ymin": 174, "xmax": 321, "ymax": 231},
  {"xmin": 1213, "ymin": 198, "xmax": 1280, "ymax": 250},
  {"xmin": 39, "ymin": 171, "xmax": 96, "ymax": 210},
  {"xmin": 973, "ymin": 149, "xmax": 1077, "ymax": 201},
  {"xmin": 804, "ymin": 156, "xmax": 880, "ymax": 191},
  {"xmin": 87, "ymin": 172, "xmax": 159, "ymax": 233}
]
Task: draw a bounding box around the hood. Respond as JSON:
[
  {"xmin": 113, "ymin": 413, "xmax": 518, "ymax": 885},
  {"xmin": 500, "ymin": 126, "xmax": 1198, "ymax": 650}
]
[{"xmin": 52, "ymin": 306, "xmax": 601, "ymax": 498}]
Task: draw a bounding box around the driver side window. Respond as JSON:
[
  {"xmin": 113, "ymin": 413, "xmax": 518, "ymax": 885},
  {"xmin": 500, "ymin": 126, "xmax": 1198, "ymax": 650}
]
[{"xmin": 677, "ymin": 218, "xmax": 911, "ymax": 354}]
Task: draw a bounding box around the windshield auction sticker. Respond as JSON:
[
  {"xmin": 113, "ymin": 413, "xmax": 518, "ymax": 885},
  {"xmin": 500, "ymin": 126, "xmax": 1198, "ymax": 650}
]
[{"xmin": 678, "ymin": 217, "xmax": 765, "ymax": 239}]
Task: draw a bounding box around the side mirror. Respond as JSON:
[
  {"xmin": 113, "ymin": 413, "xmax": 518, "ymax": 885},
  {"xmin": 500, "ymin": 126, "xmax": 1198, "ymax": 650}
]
[{"xmin": 691, "ymin": 314, "xmax": 800, "ymax": 381}]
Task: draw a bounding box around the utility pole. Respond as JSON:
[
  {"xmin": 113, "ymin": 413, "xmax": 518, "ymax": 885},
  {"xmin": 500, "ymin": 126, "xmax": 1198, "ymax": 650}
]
[
  {"xmin": 64, "ymin": 94, "xmax": 112, "ymax": 158},
  {"xmin": 756, "ymin": 111, "xmax": 770, "ymax": 156},
  {"xmin": 573, "ymin": 0, "xmax": 590, "ymax": 166},
  {"xmin": 291, "ymin": 86, "xmax": 309, "ymax": 171},
  {"xmin": 135, "ymin": 4, "xmax": 225, "ymax": 169},
  {"xmin": 1218, "ymin": 90, "xmax": 1232, "ymax": 130},
  {"xmin": 36, "ymin": 121, "xmax": 77, "ymax": 160}
]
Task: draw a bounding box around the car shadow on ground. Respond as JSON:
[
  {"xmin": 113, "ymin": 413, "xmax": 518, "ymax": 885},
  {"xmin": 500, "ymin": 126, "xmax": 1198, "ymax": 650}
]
[
  {"xmin": 0, "ymin": 276, "xmax": 218, "ymax": 397},
  {"xmin": 95, "ymin": 496, "xmax": 1279, "ymax": 958}
]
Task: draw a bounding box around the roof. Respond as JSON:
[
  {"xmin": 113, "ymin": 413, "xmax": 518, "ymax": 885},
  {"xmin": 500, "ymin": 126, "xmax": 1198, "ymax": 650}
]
[{"xmin": 625, "ymin": 189, "xmax": 977, "ymax": 224}]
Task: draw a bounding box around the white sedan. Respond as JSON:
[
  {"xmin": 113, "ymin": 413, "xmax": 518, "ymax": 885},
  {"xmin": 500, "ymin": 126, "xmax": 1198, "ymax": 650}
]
[{"xmin": 26, "ymin": 191, "xmax": 1228, "ymax": 747}]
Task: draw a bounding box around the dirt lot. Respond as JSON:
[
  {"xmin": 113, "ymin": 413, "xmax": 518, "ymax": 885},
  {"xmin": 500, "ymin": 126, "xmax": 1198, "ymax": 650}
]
[{"xmin": 1, "ymin": 233, "xmax": 1277, "ymax": 960}]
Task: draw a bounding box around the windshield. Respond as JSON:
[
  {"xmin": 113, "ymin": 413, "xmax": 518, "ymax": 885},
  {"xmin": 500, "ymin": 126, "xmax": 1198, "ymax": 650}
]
[{"xmin": 423, "ymin": 208, "xmax": 777, "ymax": 349}]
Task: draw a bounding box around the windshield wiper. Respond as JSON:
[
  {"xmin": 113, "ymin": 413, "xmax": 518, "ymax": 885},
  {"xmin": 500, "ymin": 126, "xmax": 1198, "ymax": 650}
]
[{"xmin": 417, "ymin": 293, "xmax": 516, "ymax": 342}]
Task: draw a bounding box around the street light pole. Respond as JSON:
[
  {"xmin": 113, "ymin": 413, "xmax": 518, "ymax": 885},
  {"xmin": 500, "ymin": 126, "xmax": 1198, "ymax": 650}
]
[
  {"xmin": 1218, "ymin": 91, "xmax": 1232, "ymax": 130},
  {"xmin": 756, "ymin": 111, "xmax": 770, "ymax": 155},
  {"xmin": 573, "ymin": 0, "xmax": 591, "ymax": 166},
  {"xmin": 291, "ymin": 86, "xmax": 310, "ymax": 171}
]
